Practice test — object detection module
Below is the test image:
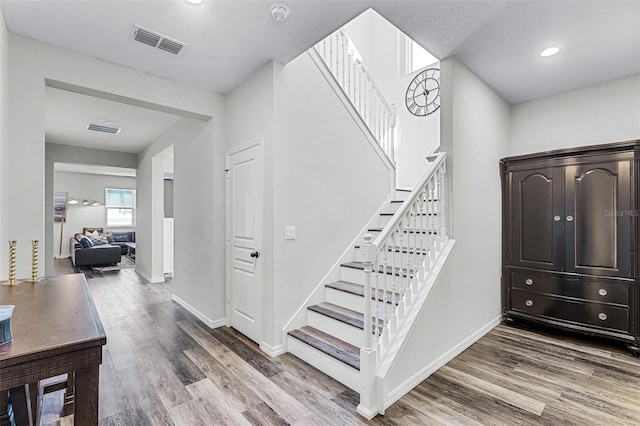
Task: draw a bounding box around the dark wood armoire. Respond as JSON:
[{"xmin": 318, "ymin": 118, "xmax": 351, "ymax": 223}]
[{"xmin": 501, "ymin": 140, "xmax": 640, "ymax": 354}]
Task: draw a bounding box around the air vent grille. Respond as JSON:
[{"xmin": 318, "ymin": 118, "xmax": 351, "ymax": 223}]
[
  {"xmin": 134, "ymin": 27, "xmax": 162, "ymax": 48},
  {"xmin": 158, "ymin": 38, "xmax": 185, "ymax": 55},
  {"xmin": 87, "ymin": 124, "xmax": 122, "ymax": 134},
  {"xmin": 131, "ymin": 25, "xmax": 188, "ymax": 56}
]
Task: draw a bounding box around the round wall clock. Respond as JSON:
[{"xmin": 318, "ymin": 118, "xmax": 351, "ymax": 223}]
[{"xmin": 405, "ymin": 68, "xmax": 440, "ymax": 116}]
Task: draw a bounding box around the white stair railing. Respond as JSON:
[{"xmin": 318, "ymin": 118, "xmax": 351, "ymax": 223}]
[
  {"xmin": 357, "ymin": 152, "xmax": 448, "ymax": 416},
  {"xmin": 314, "ymin": 28, "xmax": 397, "ymax": 163}
]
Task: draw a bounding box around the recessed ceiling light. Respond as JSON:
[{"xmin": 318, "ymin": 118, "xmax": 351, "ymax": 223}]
[
  {"xmin": 271, "ymin": 3, "xmax": 289, "ymax": 21},
  {"xmin": 540, "ymin": 47, "xmax": 560, "ymax": 57},
  {"xmin": 186, "ymin": 0, "xmax": 203, "ymax": 4}
]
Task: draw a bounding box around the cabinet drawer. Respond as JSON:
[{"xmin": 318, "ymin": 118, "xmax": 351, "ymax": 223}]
[
  {"xmin": 511, "ymin": 271, "xmax": 628, "ymax": 306},
  {"xmin": 511, "ymin": 289, "xmax": 629, "ymax": 333}
]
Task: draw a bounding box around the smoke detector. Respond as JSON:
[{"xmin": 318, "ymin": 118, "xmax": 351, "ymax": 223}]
[
  {"xmin": 271, "ymin": 3, "xmax": 289, "ymax": 21},
  {"xmin": 131, "ymin": 25, "xmax": 188, "ymax": 56}
]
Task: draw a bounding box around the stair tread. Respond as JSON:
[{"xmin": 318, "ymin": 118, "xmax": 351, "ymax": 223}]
[
  {"xmin": 387, "ymin": 246, "xmax": 430, "ymax": 254},
  {"xmin": 353, "ymin": 245, "xmax": 430, "ymax": 255},
  {"xmin": 309, "ymin": 302, "xmax": 384, "ymax": 330},
  {"xmin": 288, "ymin": 326, "xmax": 360, "ymax": 370},
  {"xmin": 325, "ymin": 280, "xmax": 400, "ymax": 304},
  {"xmin": 380, "ymin": 212, "xmax": 437, "ymax": 216},
  {"xmin": 367, "ymin": 228, "xmax": 438, "ymax": 234},
  {"xmin": 391, "ymin": 198, "xmax": 438, "ymax": 203},
  {"xmin": 342, "ymin": 261, "xmax": 414, "ymax": 277}
]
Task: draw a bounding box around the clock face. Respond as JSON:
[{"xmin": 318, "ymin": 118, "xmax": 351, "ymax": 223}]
[{"xmin": 405, "ymin": 68, "xmax": 440, "ymax": 116}]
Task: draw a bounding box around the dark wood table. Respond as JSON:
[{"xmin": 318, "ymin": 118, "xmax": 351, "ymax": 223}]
[{"xmin": 0, "ymin": 274, "xmax": 106, "ymax": 425}]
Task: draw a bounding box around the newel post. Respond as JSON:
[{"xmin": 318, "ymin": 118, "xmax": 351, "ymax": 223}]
[{"xmin": 356, "ymin": 234, "xmax": 379, "ymax": 419}]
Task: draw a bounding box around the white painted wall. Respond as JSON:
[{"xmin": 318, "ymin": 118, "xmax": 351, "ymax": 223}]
[
  {"xmin": 271, "ymin": 53, "xmax": 391, "ymax": 348},
  {"xmin": 510, "ymin": 74, "xmax": 640, "ymax": 155},
  {"xmin": 7, "ymin": 35, "xmax": 227, "ymax": 327},
  {"xmin": 53, "ymin": 171, "xmax": 136, "ymax": 258},
  {"xmin": 137, "ymin": 118, "xmax": 208, "ymax": 284},
  {"xmin": 0, "ymin": 8, "xmax": 9, "ymax": 280},
  {"xmin": 225, "ymin": 55, "xmax": 392, "ymax": 349},
  {"xmin": 385, "ymin": 58, "xmax": 509, "ymax": 392},
  {"xmin": 343, "ymin": 9, "xmax": 440, "ymax": 189}
]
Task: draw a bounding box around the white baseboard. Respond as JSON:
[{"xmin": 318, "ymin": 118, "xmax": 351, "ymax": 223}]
[
  {"xmin": 136, "ymin": 268, "xmax": 165, "ymax": 283},
  {"xmin": 356, "ymin": 404, "xmax": 379, "ymax": 420},
  {"xmin": 384, "ymin": 315, "xmax": 502, "ymax": 409},
  {"xmin": 172, "ymin": 294, "xmax": 225, "ymax": 329},
  {"xmin": 55, "ymin": 255, "xmax": 70, "ymax": 259},
  {"xmin": 260, "ymin": 341, "xmax": 286, "ymax": 357}
]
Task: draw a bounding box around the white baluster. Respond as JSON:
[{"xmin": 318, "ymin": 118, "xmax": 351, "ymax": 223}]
[
  {"xmin": 382, "ymin": 243, "xmax": 389, "ymax": 343},
  {"xmin": 440, "ymin": 165, "xmax": 448, "ymax": 242}
]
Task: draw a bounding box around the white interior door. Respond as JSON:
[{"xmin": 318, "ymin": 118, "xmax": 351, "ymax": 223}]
[{"xmin": 227, "ymin": 141, "xmax": 263, "ymax": 344}]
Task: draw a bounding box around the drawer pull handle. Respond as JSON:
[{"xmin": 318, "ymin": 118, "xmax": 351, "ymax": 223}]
[
  {"xmin": 598, "ymin": 313, "xmax": 608, "ymax": 321},
  {"xmin": 525, "ymin": 300, "xmax": 534, "ymax": 307},
  {"xmin": 525, "ymin": 278, "xmax": 533, "ymax": 285},
  {"xmin": 598, "ymin": 288, "xmax": 608, "ymax": 296},
  {"xmin": 554, "ymin": 215, "xmax": 561, "ymax": 222}
]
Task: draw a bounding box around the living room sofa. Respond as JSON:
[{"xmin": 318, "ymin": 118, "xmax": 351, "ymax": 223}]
[
  {"xmin": 109, "ymin": 231, "xmax": 136, "ymax": 255},
  {"xmin": 70, "ymin": 227, "xmax": 130, "ymax": 267},
  {"xmin": 71, "ymin": 242, "xmax": 121, "ymax": 267}
]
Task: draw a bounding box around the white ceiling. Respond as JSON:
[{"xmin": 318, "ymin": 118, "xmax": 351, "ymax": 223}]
[
  {"xmin": 2, "ymin": 0, "xmax": 639, "ymax": 104},
  {"xmin": 54, "ymin": 162, "xmax": 137, "ymax": 177},
  {"xmin": 45, "ymin": 86, "xmax": 182, "ymax": 153}
]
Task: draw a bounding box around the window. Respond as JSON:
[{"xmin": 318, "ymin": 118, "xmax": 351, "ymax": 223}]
[
  {"xmin": 402, "ymin": 35, "xmax": 438, "ymax": 75},
  {"xmin": 105, "ymin": 188, "xmax": 136, "ymax": 227}
]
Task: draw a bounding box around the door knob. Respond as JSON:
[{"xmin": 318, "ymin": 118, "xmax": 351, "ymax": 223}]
[
  {"xmin": 250, "ymin": 251, "xmax": 260, "ymax": 258},
  {"xmin": 567, "ymin": 215, "xmax": 574, "ymax": 222},
  {"xmin": 554, "ymin": 215, "xmax": 561, "ymax": 222}
]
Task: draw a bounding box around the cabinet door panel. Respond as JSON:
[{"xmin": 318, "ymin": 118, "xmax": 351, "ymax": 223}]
[
  {"xmin": 511, "ymin": 168, "xmax": 564, "ymax": 270},
  {"xmin": 565, "ymin": 161, "xmax": 632, "ymax": 277}
]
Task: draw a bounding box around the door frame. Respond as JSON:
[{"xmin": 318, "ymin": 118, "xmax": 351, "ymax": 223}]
[{"xmin": 225, "ymin": 138, "xmax": 264, "ymax": 343}]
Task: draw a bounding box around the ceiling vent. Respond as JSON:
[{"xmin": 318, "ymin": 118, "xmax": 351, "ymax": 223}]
[
  {"xmin": 87, "ymin": 123, "xmax": 122, "ymax": 135},
  {"xmin": 131, "ymin": 25, "xmax": 188, "ymax": 56}
]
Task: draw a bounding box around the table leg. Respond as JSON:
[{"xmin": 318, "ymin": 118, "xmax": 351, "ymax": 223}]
[
  {"xmin": 62, "ymin": 372, "xmax": 74, "ymax": 417},
  {"xmin": 8, "ymin": 385, "xmax": 32, "ymax": 426},
  {"xmin": 28, "ymin": 383, "xmax": 41, "ymax": 426},
  {"xmin": 0, "ymin": 391, "xmax": 10, "ymax": 426},
  {"xmin": 73, "ymin": 367, "xmax": 99, "ymax": 425}
]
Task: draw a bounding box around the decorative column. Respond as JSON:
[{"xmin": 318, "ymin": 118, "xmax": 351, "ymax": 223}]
[{"xmin": 1, "ymin": 241, "xmax": 19, "ymax": 286}]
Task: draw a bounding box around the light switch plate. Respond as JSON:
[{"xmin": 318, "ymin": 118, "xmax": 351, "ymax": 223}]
[{"xmin": 285, "ymin": 226, "xmax": 296, "ymax": 240}]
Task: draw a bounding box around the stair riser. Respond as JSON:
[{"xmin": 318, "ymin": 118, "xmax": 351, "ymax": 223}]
[
  {"xmin": 307, "ymin": 310, "xmax": 364, "ymax": 347},
  {"xmin": 387, "ymin": 202, "xmax": 440, "ymax": 215},
  {"xmin": 394, "ymin": 190, "xmax": 411, "ymax": 201},
  {"xmin": 325, "ymin": 286, "xmax": 399, "ymax": 316},
  {"xmin": 341, "ymin": 265, "xmax": 416, "ymax": 286},
  {"xmin": 352, "ymin": 247, "xmax": 425, "ymax": 266},
  {"xmin": 325, "ymin": 287, "xmax": 365, "ymax": 313},
  {"xmin": 378, "ymin": 215, "xmax": 438, "ymax": 229},
  {"xmin": 341, "ymin": 266, "xmax": 368, "ymax": 286},
  {"xmin": 381, "ymin": 251, "xmax": 428, "ymax": 267},
  {"xmin": 287, "ymin": 336, "xmax": 360, "ymax": 391}
]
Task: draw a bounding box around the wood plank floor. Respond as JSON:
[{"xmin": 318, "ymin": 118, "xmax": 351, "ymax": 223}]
[{"xmin": 43, "ymin": 259, "xmax": 640, "ymax": 425}]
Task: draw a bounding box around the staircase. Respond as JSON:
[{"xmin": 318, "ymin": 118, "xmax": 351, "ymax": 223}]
[
  {"xmin": 283, "ymin": 153, "xmax": 452, "ymax": 417},
  {"xmin": 287, "ymin": 189, "xmax": 412, "ymax": 388},
  {"xmin": 283, "ymin": 27, "xmax": 454, "ymax": 419}
]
